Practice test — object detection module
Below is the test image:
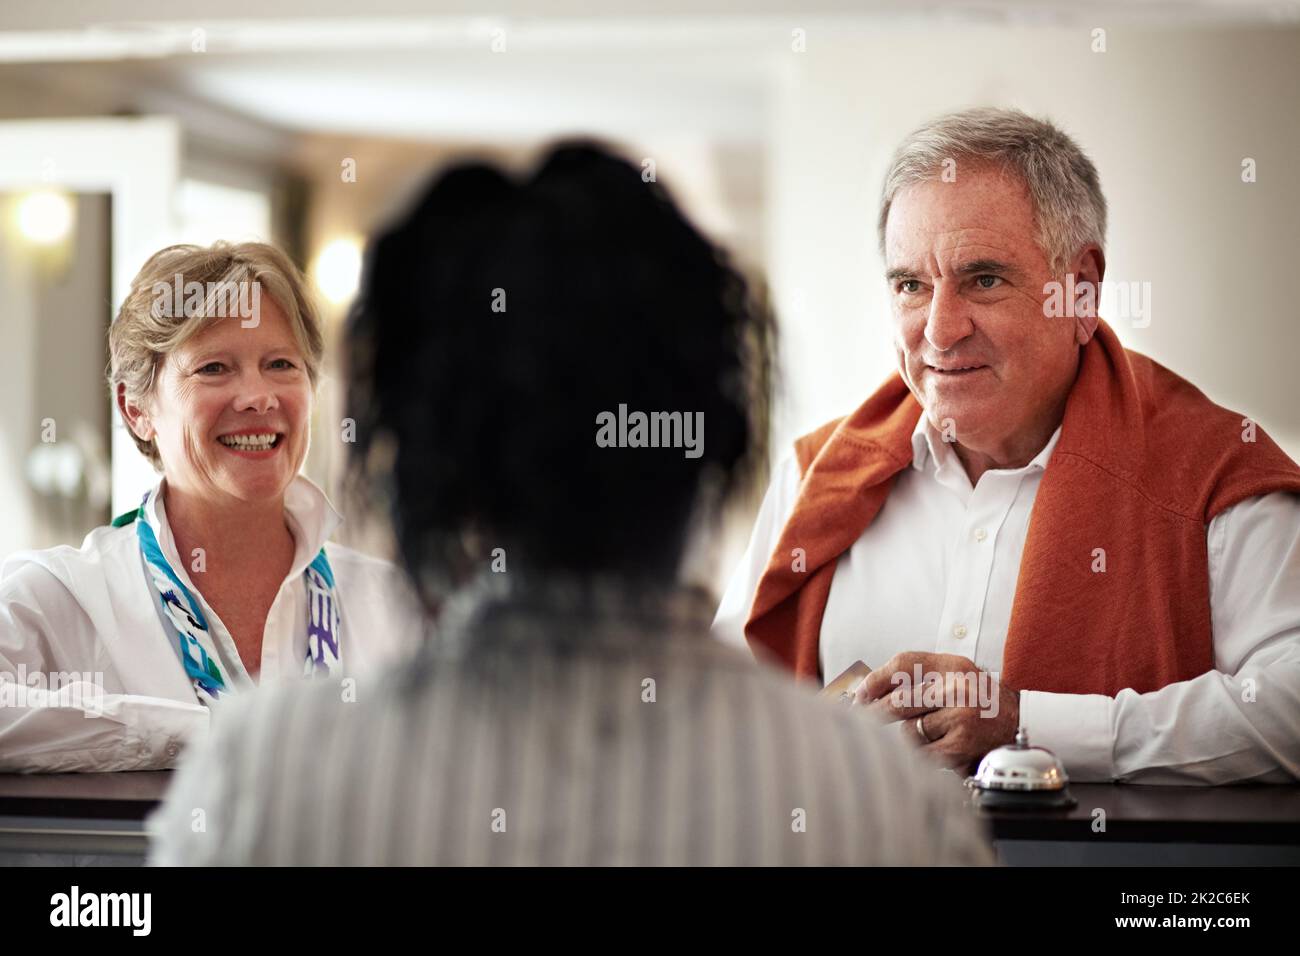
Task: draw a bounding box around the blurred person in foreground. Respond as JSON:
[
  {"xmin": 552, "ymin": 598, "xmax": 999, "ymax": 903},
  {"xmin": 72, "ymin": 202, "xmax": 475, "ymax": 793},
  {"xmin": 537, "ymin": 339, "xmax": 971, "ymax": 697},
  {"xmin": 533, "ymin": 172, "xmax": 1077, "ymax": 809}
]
[{"xmin": 148, "ymin": 143, "xmax": 993, "ymax": 866}]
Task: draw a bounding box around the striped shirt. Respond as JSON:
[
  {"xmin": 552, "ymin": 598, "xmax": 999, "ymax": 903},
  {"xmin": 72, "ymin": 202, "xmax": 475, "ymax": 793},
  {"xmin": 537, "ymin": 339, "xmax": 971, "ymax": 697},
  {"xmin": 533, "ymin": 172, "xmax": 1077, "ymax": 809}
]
[{"xmin": 147, "ymin": 580, "xmax": 994, "ymax": 866}]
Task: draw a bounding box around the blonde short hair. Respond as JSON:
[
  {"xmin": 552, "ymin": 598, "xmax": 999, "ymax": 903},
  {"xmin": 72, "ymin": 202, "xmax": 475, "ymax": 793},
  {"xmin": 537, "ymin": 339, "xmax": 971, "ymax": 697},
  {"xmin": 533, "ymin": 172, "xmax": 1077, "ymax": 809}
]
[{"xmin": 108, "ymin": 241, "xmax": 324, "ymax": 469}]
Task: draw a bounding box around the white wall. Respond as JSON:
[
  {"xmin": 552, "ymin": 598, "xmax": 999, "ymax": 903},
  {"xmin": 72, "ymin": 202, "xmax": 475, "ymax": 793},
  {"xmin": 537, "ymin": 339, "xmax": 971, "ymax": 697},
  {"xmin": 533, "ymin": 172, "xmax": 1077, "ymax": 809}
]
[
  {"xmin": 766, "ymin": 24, "xmax": 1300, "ymax": 460},
  {"xmin": 0, "ymin": 117, "xmax": 183, "ymax": 515},
  {"xmin": 0, "ymin": 215, "xmax": 39, "ymax": 555}
]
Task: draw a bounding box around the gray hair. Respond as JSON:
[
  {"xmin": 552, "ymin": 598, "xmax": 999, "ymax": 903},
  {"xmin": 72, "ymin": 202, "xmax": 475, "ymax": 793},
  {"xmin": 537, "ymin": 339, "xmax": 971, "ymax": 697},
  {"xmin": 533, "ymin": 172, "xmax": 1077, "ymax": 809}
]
[{"xmin": 877, "ymin": 107, "xmax": 1107, "ymax": 276}]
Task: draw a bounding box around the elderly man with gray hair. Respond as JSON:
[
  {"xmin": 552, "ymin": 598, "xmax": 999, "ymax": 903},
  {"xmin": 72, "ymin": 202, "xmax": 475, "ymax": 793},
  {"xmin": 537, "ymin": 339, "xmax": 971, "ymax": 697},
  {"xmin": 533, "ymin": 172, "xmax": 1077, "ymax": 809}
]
[{"xmin": 715, "ymin": 107, "xmax": 1300, "ymax": 784}]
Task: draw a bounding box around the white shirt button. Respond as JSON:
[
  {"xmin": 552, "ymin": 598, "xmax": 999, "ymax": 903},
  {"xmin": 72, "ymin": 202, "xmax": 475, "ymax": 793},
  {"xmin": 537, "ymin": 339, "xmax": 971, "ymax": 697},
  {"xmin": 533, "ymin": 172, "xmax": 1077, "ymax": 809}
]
[
  {"xmin": 973, "ymin": 527, "xmax": 988, "ymax": 542},
  {"xmin": 953, "ymin": 624, "xmax": 968, "ymax": 639}
]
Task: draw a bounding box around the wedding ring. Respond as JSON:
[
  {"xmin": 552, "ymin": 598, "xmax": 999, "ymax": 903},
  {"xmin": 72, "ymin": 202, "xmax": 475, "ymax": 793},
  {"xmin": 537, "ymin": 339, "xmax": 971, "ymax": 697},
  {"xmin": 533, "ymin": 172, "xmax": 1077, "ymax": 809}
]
[{"xmin": 915, "ymin": 715, "xmax": 933, "ymax": 743}]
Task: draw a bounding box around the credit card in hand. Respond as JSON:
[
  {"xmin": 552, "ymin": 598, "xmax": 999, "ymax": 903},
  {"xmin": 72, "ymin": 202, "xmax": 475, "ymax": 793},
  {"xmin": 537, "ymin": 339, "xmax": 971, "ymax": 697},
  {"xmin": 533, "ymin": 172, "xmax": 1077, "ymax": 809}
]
[{"xmin": 820, "ymin": 660, "xmax": 871, "ymax": 704}]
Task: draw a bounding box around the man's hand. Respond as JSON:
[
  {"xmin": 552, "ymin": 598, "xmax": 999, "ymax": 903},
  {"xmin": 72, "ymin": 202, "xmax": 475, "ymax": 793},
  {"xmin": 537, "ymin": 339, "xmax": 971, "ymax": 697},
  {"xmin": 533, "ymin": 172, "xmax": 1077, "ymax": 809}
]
[{"xmin": 851, "ymin": 652, "xmax": 1019, "ymax": 774}]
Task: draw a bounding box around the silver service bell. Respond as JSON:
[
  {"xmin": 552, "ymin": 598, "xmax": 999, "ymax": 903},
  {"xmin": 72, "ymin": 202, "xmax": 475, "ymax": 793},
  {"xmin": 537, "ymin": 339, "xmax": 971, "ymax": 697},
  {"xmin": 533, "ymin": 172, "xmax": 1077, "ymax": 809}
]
[{"xmin": 964, "ymin": 727, "xmax": 1078, "ymax": 810}]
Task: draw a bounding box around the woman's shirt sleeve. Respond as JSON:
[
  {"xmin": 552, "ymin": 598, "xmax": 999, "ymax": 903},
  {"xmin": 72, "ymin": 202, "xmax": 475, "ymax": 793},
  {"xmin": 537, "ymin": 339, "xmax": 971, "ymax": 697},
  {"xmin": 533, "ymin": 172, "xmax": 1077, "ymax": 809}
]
[{"xmin": 0, "ymin": 560, "xmax": 207, "ymax": 772}]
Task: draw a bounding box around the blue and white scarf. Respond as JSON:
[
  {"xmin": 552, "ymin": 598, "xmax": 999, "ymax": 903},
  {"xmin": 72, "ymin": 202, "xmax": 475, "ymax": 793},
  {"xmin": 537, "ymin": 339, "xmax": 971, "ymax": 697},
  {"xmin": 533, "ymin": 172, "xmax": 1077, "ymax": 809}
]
[{"xmin": 116, "ymin": 490, "xmax": 341, "ymax": 705}]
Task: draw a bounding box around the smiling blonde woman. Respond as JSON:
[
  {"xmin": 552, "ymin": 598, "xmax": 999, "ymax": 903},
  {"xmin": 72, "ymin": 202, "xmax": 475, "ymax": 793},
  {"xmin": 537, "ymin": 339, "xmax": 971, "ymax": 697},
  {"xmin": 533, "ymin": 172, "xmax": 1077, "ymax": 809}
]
[{"xmin": 0, "ymin": 241, "xmax": 422, "ymax": 772}]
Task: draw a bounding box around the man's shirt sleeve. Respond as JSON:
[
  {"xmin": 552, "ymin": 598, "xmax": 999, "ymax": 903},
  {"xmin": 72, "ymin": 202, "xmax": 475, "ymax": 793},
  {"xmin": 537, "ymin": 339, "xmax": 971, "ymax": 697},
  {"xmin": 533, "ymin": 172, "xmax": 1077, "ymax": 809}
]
[
  {"xmin": 711, "ymin": 452, "xmax": 804, "ymax": 652},
  {"xmin": 1021, "ymin": 492, "xmax": 1300, "ymax": 784}
]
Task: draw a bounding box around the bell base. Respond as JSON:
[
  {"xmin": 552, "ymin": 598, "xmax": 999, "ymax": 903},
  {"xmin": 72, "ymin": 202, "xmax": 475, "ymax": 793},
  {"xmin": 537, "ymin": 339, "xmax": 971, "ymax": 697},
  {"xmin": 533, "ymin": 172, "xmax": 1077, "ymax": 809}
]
[{"xmin": 972, "ymin": 787, "xmax": 1078, "ymax": 811}]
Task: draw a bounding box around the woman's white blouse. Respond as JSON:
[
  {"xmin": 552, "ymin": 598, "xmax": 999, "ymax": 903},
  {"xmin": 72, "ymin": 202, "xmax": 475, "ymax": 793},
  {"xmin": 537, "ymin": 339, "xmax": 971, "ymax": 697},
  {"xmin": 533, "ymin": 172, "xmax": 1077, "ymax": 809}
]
[{"xmin": 0, "ymin": 476, "xmax": 425, "ymax": 772}]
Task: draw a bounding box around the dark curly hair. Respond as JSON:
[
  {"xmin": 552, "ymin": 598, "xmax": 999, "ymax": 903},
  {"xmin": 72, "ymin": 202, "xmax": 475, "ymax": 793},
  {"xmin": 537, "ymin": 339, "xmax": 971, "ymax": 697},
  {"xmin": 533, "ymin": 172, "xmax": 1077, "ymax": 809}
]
[{"xmin": 345, "ymin": 141, "xmax": 775, "ymax": 610}]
